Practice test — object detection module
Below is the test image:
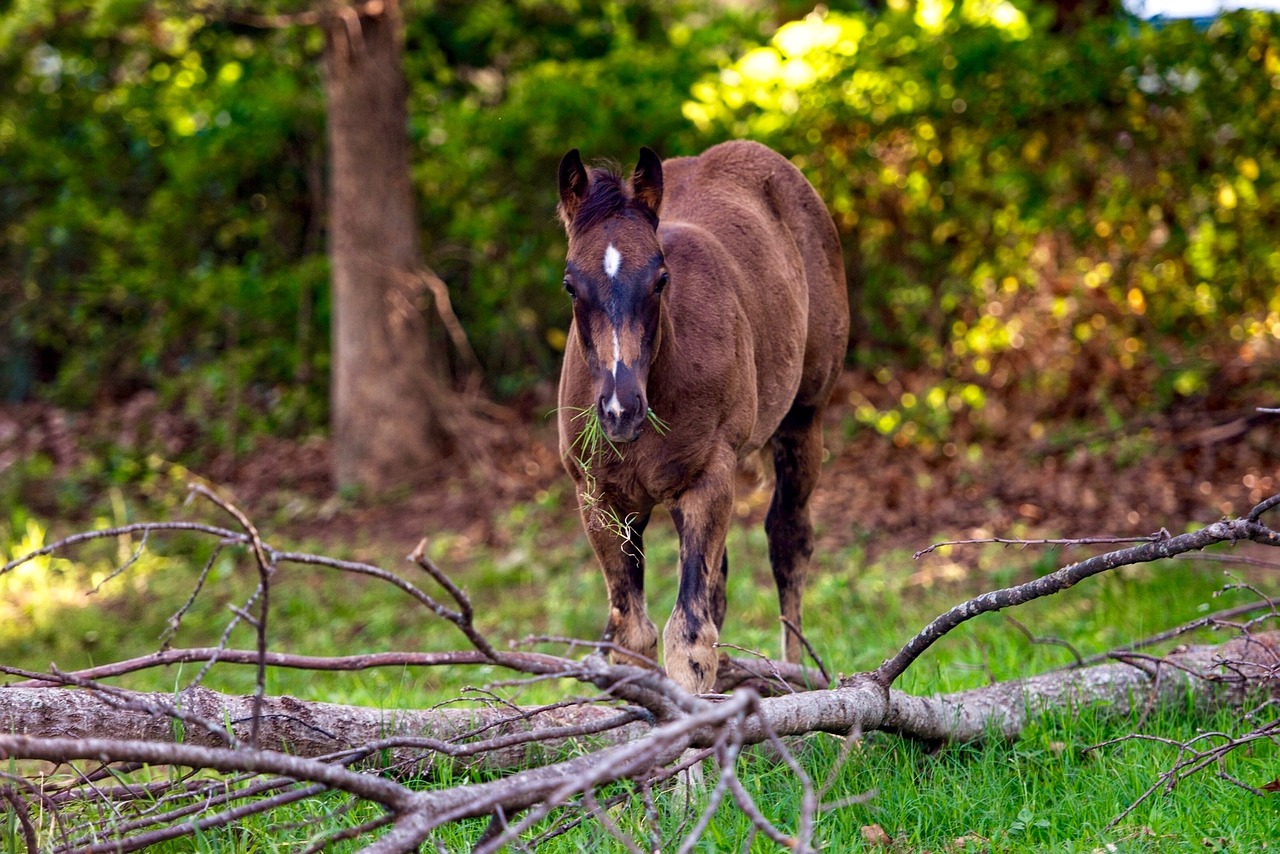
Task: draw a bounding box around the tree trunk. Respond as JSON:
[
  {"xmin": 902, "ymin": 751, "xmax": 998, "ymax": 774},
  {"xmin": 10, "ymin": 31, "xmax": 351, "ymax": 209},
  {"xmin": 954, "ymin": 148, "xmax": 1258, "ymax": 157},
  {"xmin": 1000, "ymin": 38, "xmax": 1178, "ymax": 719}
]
[
  {"xmin": 3, "ymin": 634, "xmax": 1273, "ymax": 773},
  {"xmin": 322, "ymin": 0, "xmax": 456, "ymax": 491}
]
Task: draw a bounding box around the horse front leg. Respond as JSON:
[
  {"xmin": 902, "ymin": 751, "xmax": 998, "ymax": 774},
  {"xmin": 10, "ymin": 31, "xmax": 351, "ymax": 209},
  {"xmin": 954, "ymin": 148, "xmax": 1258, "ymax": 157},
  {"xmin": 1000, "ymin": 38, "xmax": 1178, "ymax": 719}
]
[
  {"xmin": 581, "ymin": 500, "xmax": 657, "ymax": 668},
  {"xmin": 664, "ymin": 450, "xmax": 735, "ymax": 695}
]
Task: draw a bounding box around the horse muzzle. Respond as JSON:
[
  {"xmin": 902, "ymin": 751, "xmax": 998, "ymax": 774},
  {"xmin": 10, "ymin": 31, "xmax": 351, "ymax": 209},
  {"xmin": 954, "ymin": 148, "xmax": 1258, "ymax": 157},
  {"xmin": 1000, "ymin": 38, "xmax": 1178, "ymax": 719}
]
[{"xmin": 597, "ymin": 364, "xmax": 648, "ymax": 444}]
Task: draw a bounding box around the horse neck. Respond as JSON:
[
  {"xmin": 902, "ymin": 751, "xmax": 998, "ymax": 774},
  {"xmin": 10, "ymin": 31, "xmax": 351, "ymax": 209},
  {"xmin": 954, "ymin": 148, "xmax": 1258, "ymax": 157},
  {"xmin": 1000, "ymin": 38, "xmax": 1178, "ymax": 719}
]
[{"xmin": 645, "ymin": 293, "xmax": 679, "ymax": 403}]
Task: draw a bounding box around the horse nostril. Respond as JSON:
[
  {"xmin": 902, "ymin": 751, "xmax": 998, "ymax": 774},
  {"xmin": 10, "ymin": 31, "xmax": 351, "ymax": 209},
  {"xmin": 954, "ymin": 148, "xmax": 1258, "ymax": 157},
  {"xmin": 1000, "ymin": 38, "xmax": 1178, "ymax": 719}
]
[{"xmin": 600, "ymin": 395, "xmax": 624, "ymax": 422}]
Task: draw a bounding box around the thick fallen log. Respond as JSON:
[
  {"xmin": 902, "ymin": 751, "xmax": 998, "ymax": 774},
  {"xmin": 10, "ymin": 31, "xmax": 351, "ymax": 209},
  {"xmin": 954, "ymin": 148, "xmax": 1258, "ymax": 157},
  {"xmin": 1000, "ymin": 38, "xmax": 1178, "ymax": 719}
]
[{"xmin": 3, "ymin": 633, "xmax": 1275, "ymax": 773}]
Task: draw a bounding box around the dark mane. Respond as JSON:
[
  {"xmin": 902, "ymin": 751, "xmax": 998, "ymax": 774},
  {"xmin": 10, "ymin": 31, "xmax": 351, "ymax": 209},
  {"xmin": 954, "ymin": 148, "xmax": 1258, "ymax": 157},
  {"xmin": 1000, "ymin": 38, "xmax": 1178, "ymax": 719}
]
[{"xmin": 570, "ymin": 167, "xmax": 658, "ymax": 235}]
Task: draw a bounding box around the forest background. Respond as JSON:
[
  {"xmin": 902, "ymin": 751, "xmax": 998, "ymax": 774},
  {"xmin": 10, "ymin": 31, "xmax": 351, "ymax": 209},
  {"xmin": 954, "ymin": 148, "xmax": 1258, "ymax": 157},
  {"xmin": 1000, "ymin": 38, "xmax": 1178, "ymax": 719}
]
[{"xmin": 2, "ymin": 0, "xmax": 1277, "ymax": 513}]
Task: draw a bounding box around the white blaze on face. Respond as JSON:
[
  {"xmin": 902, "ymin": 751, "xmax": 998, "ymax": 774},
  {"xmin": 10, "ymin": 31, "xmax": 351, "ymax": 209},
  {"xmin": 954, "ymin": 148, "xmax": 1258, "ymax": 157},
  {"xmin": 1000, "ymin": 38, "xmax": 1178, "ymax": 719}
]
[
  {"xmin": 601, "ymin": 244, "xmax": 627, "ymax": 419},
  {"xmin": 603, "ymin": 246, "xmax": 624, "ymax": 375},
  {"xmin": 605, "ymin": 327, "xmax": 623, "ymax": 417}
]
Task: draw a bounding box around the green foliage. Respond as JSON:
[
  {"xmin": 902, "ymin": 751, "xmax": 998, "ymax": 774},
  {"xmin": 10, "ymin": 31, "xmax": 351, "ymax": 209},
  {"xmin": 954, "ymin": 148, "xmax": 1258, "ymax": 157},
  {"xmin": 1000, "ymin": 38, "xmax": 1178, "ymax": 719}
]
[
  {"xmin": 687, "ymin": 4, "xmax": 1280, "ymax": 445},
  {"xmin": 0, "ymin": 3, "xmax": 329, "ymax": 445},
  {"xmin": 3, "ymin": 0, "xmax": 1279, "ymax": 460},
  {"xmin": 1, "ymin": 0, "xmax": 759, "ymax": 440}
]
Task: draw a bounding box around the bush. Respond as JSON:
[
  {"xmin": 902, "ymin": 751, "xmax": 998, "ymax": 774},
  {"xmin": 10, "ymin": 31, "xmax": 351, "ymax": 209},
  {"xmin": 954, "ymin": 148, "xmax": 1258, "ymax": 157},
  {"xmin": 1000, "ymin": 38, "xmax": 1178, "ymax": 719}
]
[
  {"xmin": 0, "ymin": 12, "xmax": 328, "ymax": 444},
  {"xmin": 685, "ymin": 3, "xmax": 1280, "ymax": 443}
]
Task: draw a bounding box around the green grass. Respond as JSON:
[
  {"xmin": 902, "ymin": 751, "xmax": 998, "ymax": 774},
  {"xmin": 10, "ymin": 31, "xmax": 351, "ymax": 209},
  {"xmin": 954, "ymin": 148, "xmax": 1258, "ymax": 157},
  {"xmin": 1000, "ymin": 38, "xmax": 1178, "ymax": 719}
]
[{"xmin": 3, "ymin": 491, "xmax": 1278, "ymax": 851}]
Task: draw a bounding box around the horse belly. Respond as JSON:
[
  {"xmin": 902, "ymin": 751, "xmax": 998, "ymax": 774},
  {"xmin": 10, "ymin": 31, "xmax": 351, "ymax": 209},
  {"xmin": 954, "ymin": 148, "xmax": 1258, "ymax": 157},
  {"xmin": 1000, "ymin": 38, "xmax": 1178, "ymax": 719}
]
[{"xmin": 744, "ymin": 288, "xmax": 808, "ymax": 453}]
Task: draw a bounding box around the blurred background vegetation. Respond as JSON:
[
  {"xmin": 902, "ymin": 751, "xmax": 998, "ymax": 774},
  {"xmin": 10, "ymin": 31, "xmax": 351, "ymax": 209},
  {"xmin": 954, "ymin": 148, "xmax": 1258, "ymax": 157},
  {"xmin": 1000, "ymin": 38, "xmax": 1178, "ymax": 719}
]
[{"xmin": 2, "ymin": 0, "xmax": 1278, "ymax": 479}]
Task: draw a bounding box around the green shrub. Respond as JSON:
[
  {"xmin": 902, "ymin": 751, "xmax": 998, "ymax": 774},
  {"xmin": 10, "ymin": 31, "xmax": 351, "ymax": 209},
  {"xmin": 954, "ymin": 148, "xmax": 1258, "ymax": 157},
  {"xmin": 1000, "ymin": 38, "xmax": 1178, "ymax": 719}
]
[
  {"xmin": 686, "ymin": 4, "xmax": 1280, "ymax": 443},
  {"xmin": 3, "ymin": 1, "xmax": 1278, "ymax": 458}
]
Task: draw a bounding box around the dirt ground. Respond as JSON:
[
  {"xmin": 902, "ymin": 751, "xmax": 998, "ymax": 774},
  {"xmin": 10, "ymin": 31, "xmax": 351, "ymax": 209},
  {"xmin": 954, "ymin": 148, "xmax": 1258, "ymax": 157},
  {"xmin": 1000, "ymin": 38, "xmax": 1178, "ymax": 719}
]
[{"xmin": 7, "ymin": 370, "xmax": 1273, "ymax": 563}]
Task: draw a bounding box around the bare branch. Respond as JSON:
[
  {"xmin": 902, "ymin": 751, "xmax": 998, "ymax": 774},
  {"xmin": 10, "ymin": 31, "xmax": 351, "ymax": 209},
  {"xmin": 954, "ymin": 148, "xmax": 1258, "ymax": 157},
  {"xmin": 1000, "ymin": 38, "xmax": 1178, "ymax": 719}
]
[
  {"xmin": 187, "ymin": 485, "xmax": 277, "ymax": 746},
  {"xmin": 1, "ymin": 784, "xmax": 39, "ymax": 853},
  {"xmin": 780, "ymin": 616, "xmax": 832, "ymax": 687},
  {"xmin": 0, "ymin": 736, "xmax": 415, "ymax": 809},
  {"xmin": 1004, "ymin": 614, "xmax": 1084, "ymax": 666},
  {"xmin": 2, "ymin": 522, "xmax": 247, "ymax": 576},
  {"xmin": 409, "ymin": 538, "xmax": 499, "ymax": 660},
  {"xmin": 914, "ymin": 532, "xmax": 1168, "ymax": 559},
  {"xmin": 877, "ymin": 497, "xmax": 1280, "ymax": 686},
  {"xmin": 160, "ymin": 543, "xmax": 225, "ymax": 647}
]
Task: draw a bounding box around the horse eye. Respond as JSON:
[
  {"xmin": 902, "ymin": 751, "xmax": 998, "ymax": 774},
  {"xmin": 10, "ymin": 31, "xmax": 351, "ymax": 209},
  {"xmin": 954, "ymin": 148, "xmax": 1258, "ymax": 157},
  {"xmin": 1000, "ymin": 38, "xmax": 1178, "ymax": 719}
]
[
  {"xmin": 563, "ymin": 276, "xmax": 576, "ymax": 299},
  {"xmin": 655, "ymin": 272, "xmax": 669, "ymax": 294}
]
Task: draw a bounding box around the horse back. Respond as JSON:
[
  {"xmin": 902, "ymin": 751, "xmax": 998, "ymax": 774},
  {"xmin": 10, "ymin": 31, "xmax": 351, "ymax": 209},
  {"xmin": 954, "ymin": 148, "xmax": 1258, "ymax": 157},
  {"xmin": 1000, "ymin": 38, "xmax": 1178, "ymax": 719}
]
[{"xmin": 660, "ymin": 141, "xmax": 849, "ymax": 444}]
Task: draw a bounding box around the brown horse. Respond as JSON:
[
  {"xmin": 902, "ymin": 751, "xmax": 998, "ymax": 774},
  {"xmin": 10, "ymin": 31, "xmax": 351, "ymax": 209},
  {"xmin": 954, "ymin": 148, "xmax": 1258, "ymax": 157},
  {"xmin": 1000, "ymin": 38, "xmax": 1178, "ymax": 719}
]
[{"xmin": 555, "ymin": 141, "xmax": 849, "ymax": 694}]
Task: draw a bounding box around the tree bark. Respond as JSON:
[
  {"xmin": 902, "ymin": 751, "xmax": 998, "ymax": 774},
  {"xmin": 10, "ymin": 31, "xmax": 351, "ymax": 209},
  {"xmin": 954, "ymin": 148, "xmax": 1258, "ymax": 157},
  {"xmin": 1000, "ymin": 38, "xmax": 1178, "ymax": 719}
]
[{"xmin": 322, "ymin": 0, "xmax": 457, "ymax": 491}]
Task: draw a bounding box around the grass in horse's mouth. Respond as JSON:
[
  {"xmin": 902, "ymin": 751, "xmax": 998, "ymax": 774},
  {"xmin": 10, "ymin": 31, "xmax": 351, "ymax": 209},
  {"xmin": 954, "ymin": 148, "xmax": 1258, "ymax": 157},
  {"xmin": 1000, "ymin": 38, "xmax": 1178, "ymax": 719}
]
[
  {"xmin": 645, "ymin": 408, "xmax": 670, "ymax": 435},
  {"xmin": 567, "ymin": 404, "xmax": 620, "ymax": 463},
  {"xmin": 562, "ymin": 404, "xmax": 667, "ymax": 542}
]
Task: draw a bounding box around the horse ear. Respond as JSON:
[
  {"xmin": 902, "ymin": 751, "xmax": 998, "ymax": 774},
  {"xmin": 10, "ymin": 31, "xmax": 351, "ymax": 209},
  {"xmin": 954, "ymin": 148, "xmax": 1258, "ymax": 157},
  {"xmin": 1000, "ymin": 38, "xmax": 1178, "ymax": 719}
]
[
  {"xmin": 631, "ymin": 146, "xmax": 663, "ymax": 218},
  {"xmin": 558, "ymin": 149, "xmax": 589, "ymax": 229}
]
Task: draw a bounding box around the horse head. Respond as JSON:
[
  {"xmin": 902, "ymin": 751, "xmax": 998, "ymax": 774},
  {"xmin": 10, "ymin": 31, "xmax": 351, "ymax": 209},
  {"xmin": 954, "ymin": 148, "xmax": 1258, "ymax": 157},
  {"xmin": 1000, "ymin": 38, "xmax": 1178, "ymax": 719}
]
[{"xmin": 557, "ymin": 147, "xmax": 668, "ymax": 444}]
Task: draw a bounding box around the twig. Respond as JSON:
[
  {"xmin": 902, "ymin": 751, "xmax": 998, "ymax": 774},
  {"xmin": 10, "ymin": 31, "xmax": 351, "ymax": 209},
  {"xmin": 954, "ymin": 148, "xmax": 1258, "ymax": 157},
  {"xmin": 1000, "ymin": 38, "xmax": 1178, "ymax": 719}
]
[
  {"xmin": 63, "ymin": 783, "xmax": 331, "ymax": 854},
  {"xmin": 187, "ymin": 582, "xmax": 265, "ymax": 690},
  {"xmin": 583, "ymin": 788, "xmax": 647, "ymax": 854},
  {"xmin": 410, "ymin": 538, "xmax": 499, "ymax": 660},
  {"xmin": 714, "ymin": 642, "xmax": 797, "ymax": 694},
  {"xmin": 88, "ymin": 529, "xmax": 149, "ymax": 594},
  {"xmin": 2, "ymin": 522, "xmax": 248, "ymax": 575},
  {"xmin": 188, "ymin": 485, "xmax": 276, "ymax": 747},
  {"xmin": 299, "ymin": 811, "xmax": 395, "ymax": 854},
  {"xmin": 413, "ymin": 267, "xmax": 484, "ymax": 393},
  {"xmin": 780, "ymin": 616, "xmax": 832, "ymax": 687},
  {"xmin": 673, "ymin": 735, "xmax": 737, "ymax": 854},
  {"xmin": 460, "ymin": 692, "xmax": 757, "ymax": 854},
  {"xmin": 160, "ymin": 543, "xmax": 224, "ymax": 647},
  {"xmin": 1004, "ymin": 614, "xmax": 1084, "ymax": 666},
  {"xmin": 1175, "ymin": 551, "xmax": 1280, "ymax": 571},
  {"xmin": 816, "ymin": 725, "xmax": 865, "ymax": 806},
  {"xmin": 0, "ymin": 736, "xmax": 415, "ymax": 807},
  {"xmin": 1067, "ymin": 597, "xmax": 1280, "ymax": 671},
  {"xmin": 1248, "ymin": 492, "xmax": 1280, "ymax": 523},
  {"xmin": 1, "ymin": 785, "xmax": 39, "ymax": 854},
  {"xmin": 1092, "ymin": 719, "xmax": 1280, "ymax": 829},
  {"xmin": 914, "ymin": 532, "xmax": 1169, "ymax": 559},
  {"xmin": 58, "ymin": 775, "xmax": 295, "ymax": 847},
  {"xmin": 6, "ymin": 647, "xmax": 504, "ymax": 687}
]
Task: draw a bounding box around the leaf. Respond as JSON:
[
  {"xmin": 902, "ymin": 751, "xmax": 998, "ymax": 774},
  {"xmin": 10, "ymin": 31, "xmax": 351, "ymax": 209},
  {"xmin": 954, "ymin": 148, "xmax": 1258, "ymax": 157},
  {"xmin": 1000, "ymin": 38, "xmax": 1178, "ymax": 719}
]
[
  {"xmin": 1260, "ymin": 777, "xmax": 1280, "ymax": 793},
  {"xmin": 861, "ymin": 824, "xmax": 894, "ymax": 847}
]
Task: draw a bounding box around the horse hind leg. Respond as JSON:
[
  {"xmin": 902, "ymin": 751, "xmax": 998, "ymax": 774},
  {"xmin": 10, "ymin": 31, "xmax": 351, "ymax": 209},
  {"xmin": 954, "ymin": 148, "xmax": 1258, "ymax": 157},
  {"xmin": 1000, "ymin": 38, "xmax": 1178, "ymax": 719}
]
[{"xmin": 765, "ymin": 403, "xmax": 824, "ymax": 664}]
